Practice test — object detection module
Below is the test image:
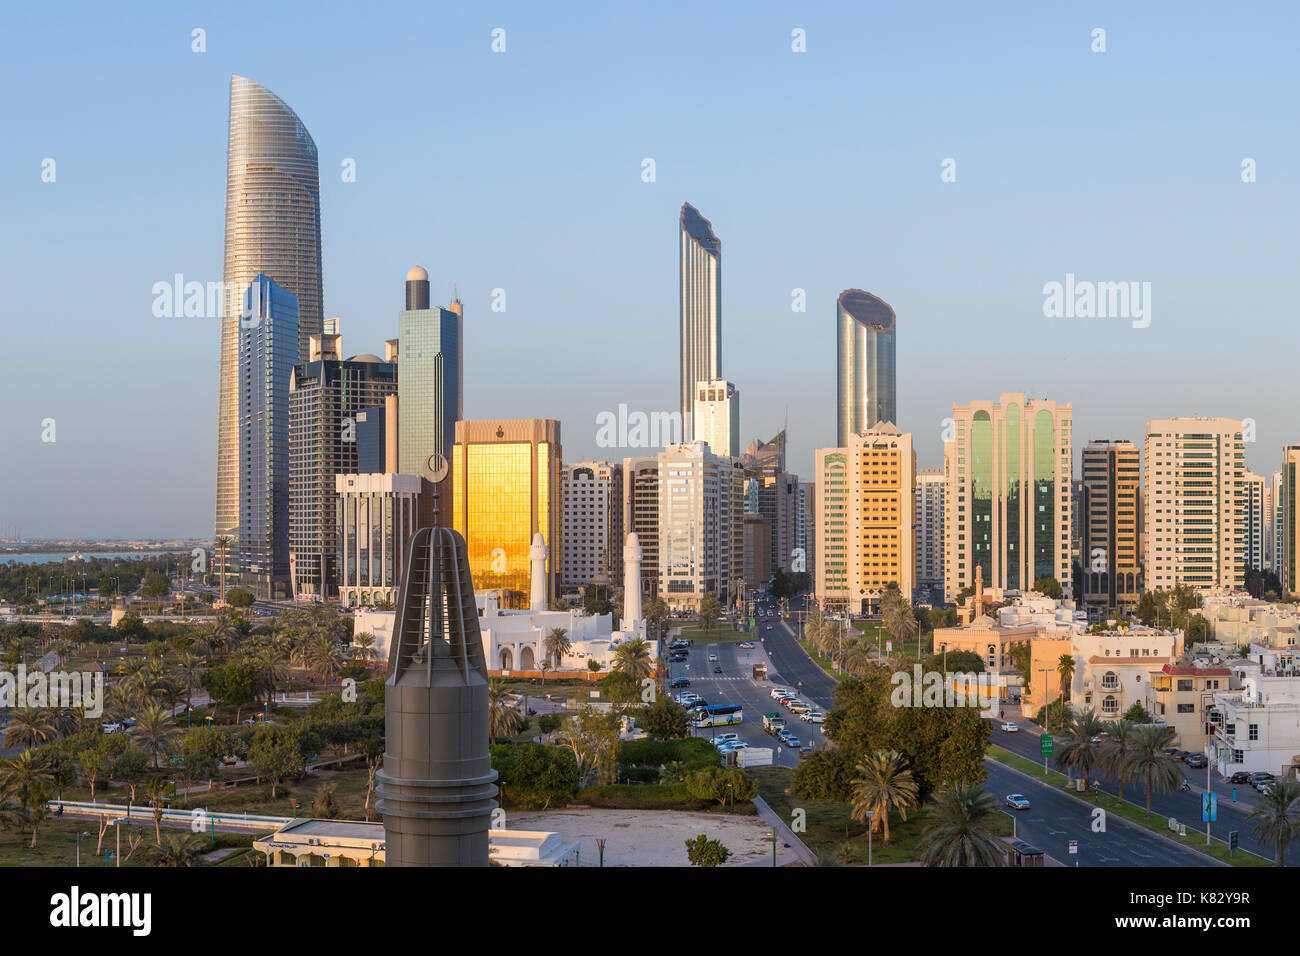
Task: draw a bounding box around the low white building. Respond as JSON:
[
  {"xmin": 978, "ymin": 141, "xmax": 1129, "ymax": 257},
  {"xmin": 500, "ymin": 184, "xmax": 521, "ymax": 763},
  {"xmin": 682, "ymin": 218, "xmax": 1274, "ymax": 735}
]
[{"xmin": 1209, "ymin": 674, "xmax": 1300, "ymax": 777}]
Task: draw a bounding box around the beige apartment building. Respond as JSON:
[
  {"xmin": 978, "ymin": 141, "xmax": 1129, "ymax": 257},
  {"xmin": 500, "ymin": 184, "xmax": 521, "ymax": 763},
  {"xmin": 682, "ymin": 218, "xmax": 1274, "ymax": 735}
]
[
  {"xmin": 846, "ymin": 424, "xmax": 915, "ymax": 613},
  {"xmin": 943, "ymin": 394, "xmax": 1073, "ymax": 603},
  {"xmin": 1143, "ymin": 418, "xmax": 1245, "ymax": 592},
  {"xmin": 814, "ymin": 447, "xmax": 849, "ymax": 606},
  {"xmin": 1152, "ymin": 664, "xmax": 1231, "ymax": 752}
]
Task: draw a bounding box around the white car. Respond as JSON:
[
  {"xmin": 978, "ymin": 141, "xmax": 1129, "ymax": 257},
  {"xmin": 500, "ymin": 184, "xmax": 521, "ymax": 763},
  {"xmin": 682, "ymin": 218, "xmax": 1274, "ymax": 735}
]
[
  {"xmin": 770, "ymin": 687, "xmax": 794, "ymax": 699},
  {"xmin": 1000, "ymin": 722, "xmax": 1019, "ymax": 732},
  {"xmin": 712, "ymin": 733, "xmax": 739, "ymax": 745},
  {"xmin": 708, "ymin": 653, "xmax": 718, "ymax": 662}
]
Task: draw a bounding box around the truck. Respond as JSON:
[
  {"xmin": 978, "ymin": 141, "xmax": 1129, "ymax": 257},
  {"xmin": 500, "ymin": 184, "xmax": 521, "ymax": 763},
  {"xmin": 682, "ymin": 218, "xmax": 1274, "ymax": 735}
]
[
  {"xmin": 763, "ymin": 712, "xmax": 786, "ymax": 734},
  {"xmin": 752, "ymin": 663, "xmax": 768, "ymax": 680},
  {"xmin": 737, "ymin": 747, "xmax": 774, "ymax": 769}
]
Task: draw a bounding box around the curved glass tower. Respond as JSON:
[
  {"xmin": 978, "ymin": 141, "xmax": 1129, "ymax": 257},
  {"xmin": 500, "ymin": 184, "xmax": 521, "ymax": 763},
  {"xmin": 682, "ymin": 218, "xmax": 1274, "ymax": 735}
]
[
  {"xmin": 836, "ymin": 289, "xmax": 896, "ymax": 445},
  {"xmin": 679, "ymin": 203, "xmax": 721, "ymax": 438},
  {"xmin": 216, "ymin": 75, "xmax": 323, "ymax": 546}
]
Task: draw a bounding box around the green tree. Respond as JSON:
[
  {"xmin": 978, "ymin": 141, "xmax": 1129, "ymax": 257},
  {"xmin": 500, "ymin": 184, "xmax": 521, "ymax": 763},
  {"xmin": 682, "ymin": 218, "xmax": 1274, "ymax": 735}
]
[
  {"xmin": 1095, "ymin": 719, "xmax": 1140, "ymax": 804},
  {"xmin": 1121, "ymin": 702, "xmax": 1152, "ymax": 724},
  {"xmin": 543, "ymin": 628, "xmax": 571, "ymax": 668},
  {"xmin": 698, "ymin": 593, "xmax": 722, "ymax": 637},
  {"xmin": 640, "ymin": 696, "xmax": 689, "ymax": 739},
  {"xmin": 488, "ymin": 679, "xmax": 524, "ymax": 742},
  {"xmin": 1247, "ymin": 779, "xmax": 1300, "ymax": 867},
  {"xmin": 1057, "ymin": 653, "xmax": 1076, "ymax": 701},
  {"xmin": 155, "ymin": 833, "xmax": 202, "ymax": 867},
  {"xmin": 249, "ymin": 725, "xmax": 303, "ymax": 799},
  {"xmin": 1032, "ymin": 576, "xmax": 1063, "ymax": 599},
  {"xmin": 880, "ymin": 589, "xmax": 919, "ymax": 657},
  {"xmin": 685, "ymin": 766, "xmax": 757, "ymax": 807},
  {"xmin": 200, "ymin": 660, "xmax": 260, "ymax": 725},
  {"xmin": 1123, "ymin": 724, "xmax": 1181, "ymax": 818},
  {"xmin": 612, "ymin": 638, "xmax": 654, "ymax": 681},
  {"xmin": 313, "ymin": 783, "xmax": 340, "ymax": 819},
  {"xmin": 1055, "ymin": 708, "xmax": 1105, "ymax": 789},
  {"xmin": 684, "ymin": 833, "xmax": 731, "ymax": 867},
  {"xmin": 792, "ymin": 749, "xmax": 854, "ymax": 801},
  {"xmin": 850, "ymin": 750, "xmax": 919, "ymax": 844},
  {"xmin": 920, "ymin": 783, "xmax": 1006, "ymax": 867}
]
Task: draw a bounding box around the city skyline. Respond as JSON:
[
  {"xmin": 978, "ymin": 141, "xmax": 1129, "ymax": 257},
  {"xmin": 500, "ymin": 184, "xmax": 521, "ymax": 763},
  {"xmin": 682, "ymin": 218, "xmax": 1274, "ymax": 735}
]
[{"xmin": 5, "ymin": 3, "xmax": 1300, "ymax": 538}]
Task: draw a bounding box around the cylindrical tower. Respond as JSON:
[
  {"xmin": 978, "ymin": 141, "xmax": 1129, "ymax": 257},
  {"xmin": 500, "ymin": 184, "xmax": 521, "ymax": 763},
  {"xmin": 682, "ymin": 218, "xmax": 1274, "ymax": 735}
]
[{"xmin": 405, "ymin": 265, "xmax": 430, "ymax": 311}]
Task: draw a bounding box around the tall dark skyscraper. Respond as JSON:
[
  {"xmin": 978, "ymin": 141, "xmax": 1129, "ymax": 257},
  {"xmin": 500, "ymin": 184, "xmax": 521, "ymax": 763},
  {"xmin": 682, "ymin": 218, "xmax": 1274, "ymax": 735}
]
[
  {"xmin": 836, "ymin": 289, "xmax": 896, "ymax": 446},
  {"xmin": 217, "ymin": 75, "xmax": 323, "ymax": 551},
  {"xmin": 679, "ymin": 203, "xmax": 721, "ymax": 439}
]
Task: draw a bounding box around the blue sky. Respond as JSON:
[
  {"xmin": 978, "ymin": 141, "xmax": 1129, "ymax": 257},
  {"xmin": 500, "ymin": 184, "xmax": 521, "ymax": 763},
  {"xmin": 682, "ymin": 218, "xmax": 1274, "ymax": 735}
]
[{"xmin": 2, "ymin": 1, "xmax": 1297, "ymax": 538}]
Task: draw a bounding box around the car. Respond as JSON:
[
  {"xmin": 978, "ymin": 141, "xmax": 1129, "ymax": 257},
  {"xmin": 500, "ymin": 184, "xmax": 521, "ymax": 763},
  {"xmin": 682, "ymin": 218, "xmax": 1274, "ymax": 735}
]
[
  {"xmin": 1184, "ymin": 754, "xmax": 1208, "ymax": 769},
  {"xmin": 712, "ymin": 665, "xmax": 723, "ymax": 674},
  {"xmin": 1175, "ymin": 751, "xmax": 1192, "ymax": 762},
  {"xmin": 1249, "ymin": 771, "xmax": 1275, "ymax": 786},
  {"xmin": 1162, "ymin": 748, "xmax": 1181, "ymax": 758},
  {"xmin": 737, "ymin": 641, "xmax": 755, "ymax": 649},
  {"xmin": 1255, "ymin": 779, "xmax": 1275, "ymax": 794},
  {"xmin": 668, "ymin": 678, "xmax": 690, "ymax": 688},
  {"xmin": 1228, "ymin": 771, "xmax": 1253, "ymax": 785},
  {"xmin": 1005, "ymin": 794, "xmax": 1032, "ymax": 811},
  {"xmin": 712, "ymin": 733, "xmax": 739, "ymax": 745},
  {"xmin": 779, "ymin": 696, "xmax": 801, "ymax": 707},
  {"xmin": 788, "ymin": 701, "xmax": 812, "ymax": 714},
  {"xmin": 1000, "ymin": 721, "xmax": 1019, "ymax": 732},
  {"xmin": 708, "ymin": 653, "xmax": 718, "ymax": 662},
  {"xmin": 770, "ymin": 687, "xmax": 794, "ymax": 699},
  {"xmin": 765, "ymin": 625, "xmax": 773, "ymax": 630},
  {"xmin": 798, "ymin": 711, "xmax": 815, "ymax": 722},
  {"xmin": 781, "ymin": 735, "xmax": 801, "ymax": 748},
  {"xmin": 809, "ymin": 713, "xmax": 825, "ymax": 724}
]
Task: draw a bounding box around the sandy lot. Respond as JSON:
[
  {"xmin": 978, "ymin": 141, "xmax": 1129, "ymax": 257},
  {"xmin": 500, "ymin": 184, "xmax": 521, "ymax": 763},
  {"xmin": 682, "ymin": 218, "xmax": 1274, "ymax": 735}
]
[{"xmin": 505, "ymin": 808, "xmax": 801, "ymax": 867}]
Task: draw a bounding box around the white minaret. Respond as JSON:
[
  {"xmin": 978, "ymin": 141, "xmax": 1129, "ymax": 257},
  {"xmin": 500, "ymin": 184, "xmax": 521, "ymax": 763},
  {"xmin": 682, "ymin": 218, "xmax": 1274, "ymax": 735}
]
[
  {"xmin": 529, "ymin": 532, "xmax": 548, "ymax": 611},
  {"xmin": 623, "ymin": 532, "xmax": 643, "ymax": 625}
]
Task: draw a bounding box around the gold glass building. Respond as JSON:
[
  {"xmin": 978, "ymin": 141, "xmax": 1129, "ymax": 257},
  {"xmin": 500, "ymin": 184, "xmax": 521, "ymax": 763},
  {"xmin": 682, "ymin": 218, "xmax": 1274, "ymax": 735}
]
[
  {"xmin": 452, "ymin": 420, "xmax": 562, "ymax": 608},
  {"xmin": 216, "ymin": 75, "xmax": 323, "ymax": 549}
]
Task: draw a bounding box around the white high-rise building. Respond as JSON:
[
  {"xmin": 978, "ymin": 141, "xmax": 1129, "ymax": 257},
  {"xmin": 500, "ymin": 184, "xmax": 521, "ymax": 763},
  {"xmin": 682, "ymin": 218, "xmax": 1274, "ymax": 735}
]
[
  {"xmin": 561, "ymin": 462, "xmax": 623, "ymax": 589},
  {"xmin": 1243, "ymin": 471, "xmax": 1268, "ymax": 574},
  {"xmin": 1143, "ymin": 418, "xmax": 1245, "ymax": 592},
  {"xmin": 679, "ymin": 203, "xmax": 721, "ymax": 440},
  {"xmin": 657, "ymin": 442, "xmax": 736, "ymax": 610},
  {"xmin": 692, "ymin": 379, "xmax": 740, "ymax": 458},
  {"xmin": 915, "ymin": 469, "xmax": 945, "ymax": 595}
]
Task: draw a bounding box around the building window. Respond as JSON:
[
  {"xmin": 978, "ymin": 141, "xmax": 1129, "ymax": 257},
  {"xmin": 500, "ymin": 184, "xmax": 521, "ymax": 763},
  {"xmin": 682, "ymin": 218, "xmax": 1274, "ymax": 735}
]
[
  {"xmin": 1101, "ymin": 695, "xmax": 1118, "ymax": 714},
  {"xmin": 1249, "ymin": 724, "xmax": 1259, "ymax": 741}
]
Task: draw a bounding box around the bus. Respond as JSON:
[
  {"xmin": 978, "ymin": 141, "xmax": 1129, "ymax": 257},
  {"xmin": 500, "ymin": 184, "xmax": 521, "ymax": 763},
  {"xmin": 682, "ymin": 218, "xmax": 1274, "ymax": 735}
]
[{"xmin": 692, "ymin": 704, "xmax": 742, "ymax": 727}]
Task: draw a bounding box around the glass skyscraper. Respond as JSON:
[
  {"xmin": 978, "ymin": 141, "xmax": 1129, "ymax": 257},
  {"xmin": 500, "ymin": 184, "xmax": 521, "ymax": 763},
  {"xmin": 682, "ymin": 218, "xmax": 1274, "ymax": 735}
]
[
  {"xmin": 398, "ymin": 266, "xmax": 462, "ymax": 524},
  {"xmin": 679, "ymin": 203, "xmax": 721, "ymax": 439},
  {"xmin": 836, "ymin": 289, "xmax": 896, "ymax": 446},
  {"xmin": 239, "ymin": 275, "xmax": 299, "ymax": 599},
  {"xmin": 217, "ymin": 75, "xmax": 323, "ymax": 550}
]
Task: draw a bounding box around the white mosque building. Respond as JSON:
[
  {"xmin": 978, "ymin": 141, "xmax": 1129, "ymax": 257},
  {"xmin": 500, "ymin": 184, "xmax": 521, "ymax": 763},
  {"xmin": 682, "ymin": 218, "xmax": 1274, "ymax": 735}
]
[{"xmin": 353, "ymin": 532, "xmax": 654, "ymax": 675}]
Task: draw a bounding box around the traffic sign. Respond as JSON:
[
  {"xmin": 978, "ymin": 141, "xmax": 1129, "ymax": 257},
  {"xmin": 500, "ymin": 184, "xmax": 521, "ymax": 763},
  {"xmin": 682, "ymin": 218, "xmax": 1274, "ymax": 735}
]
[
  {"xmin": 1228, "ymin": 830, "xmax": 1239, "ymax": 854},
  {"xmin": 1068, "ymin": 840, "xmax": 1078, "ymax": 855},
  {"xmin": 1041, "ymin": 734, "xmax": 1054, "ymax": 757},
  {"xmin": 1202, "ymin": 792, "xmax": 1218, "ymax": 823}
]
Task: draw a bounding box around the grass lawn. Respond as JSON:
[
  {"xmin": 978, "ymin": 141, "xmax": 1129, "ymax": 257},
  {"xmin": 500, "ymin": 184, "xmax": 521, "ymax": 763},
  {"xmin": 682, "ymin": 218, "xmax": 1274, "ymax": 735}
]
[
  {"xmin": 987, "ymin": 745, "xmax": 1270, "ymax": 867},
  {"xmin": 748, "ymin": 766, "xmax": 1012, "ymax": 865},
  {"xmin": 498, "ymin": 678, "xmax": 597, "ymax": 702},
  {"xmin": 793, "ymin": 637, "xmax": 845, "ymax": 678},
  {"xmin": 672, "ymin": 623, "xmax": 747, "ymax": 645}
]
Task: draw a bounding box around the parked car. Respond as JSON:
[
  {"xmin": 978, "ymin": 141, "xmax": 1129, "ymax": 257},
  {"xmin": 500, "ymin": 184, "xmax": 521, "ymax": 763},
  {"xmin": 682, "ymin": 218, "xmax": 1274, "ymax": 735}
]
[
  {"xmin": 1255, "ymin": 779, "xmax": 1275, "ymax": 794},
  {"xmin": 712, "ymin": 733, "xmax": 739, "ymax": 745},
  {"xmin": 1184, "ymin": 754, "xmax": 1208, "ymax": 769},
  {"xmin": 1228, "ymin": 771, "xmax": 1253, "ymax": 785},
  {"xmin": 1005, "ymin": 794, "xmax": 1032, "ymax": 811},
  {"xmin": 1162, "ymin": 748, "xmax": 1181, "ymax": 758},
  {"xmin": 809, "ymin": 713, "xmax": 825, "ymax": 724},
  {"xmin": 1175, "ymin": 751, "xmax": 1192, "ymax": 762},
  {"xmin": 1000, "ymin": 721, "xmax": 1019, "ymax": 732},
  {"xmin": 788, "ymin": 701, "xmax": 812, "ymax": 714},
  {"xmin": 668, "ymin": 678, "xmax": 690, "ymax": 689},
  {"xmin": 770, "ymin": 687, "xmax": 794, "ymax": 699},
  {"xmin": 708, "ymin": 653, "xmax": 718, "ymax": 662},
  {"xmin": 781, "ymin": 735, "xmax": 801, "ymax": 748},
  {"xmin": 1250, "ymin": 771, "xmax": 1276, "ymax": 787}
]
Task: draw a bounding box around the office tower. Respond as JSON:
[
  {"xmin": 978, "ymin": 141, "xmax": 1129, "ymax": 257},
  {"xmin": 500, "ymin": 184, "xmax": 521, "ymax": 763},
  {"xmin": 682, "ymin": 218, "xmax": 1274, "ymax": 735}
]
[
  {"xmin": 238, "ymin": 275, "xmax": 299, "ymax": 599},
  {"xmin": 743, "ymin": 429, "xmax": 786, "ymax": 476},
  {"xmin": 679, "ymin": 203, "xmax": 721, "ymax": 437},
  {"xmin": 398, "ymin": 267, "xmax": 462, "ymax": 525},
  {"xmin": 217, "ymin": 75, "xmax": 323, "ymax": 549},
  {"xmin": 1281, "ymin": 446, "xmax": 1300, "ymax": 596},
  {"xmin": 943, "ymin": 394, "xmax": 1073, "ymax": 602},
  {"xmin": 656, "ymin": 442, "xmax": 736, "ymax": 610},
  {"xmin": 355, "ymin": 406, "xmax": 387, "ymax": 474},
  {"xmin": 334, "ymin": 473, "xmax": 423, "ymax": 607},
  {"xmin": 744, "ymin": 513, "xmax": 772, "ymax": 589},
  {"xmin": 1070, "ymin": 479, "xmax": 1087, "ymax": 568},
  {"xmin": 756, "ymin": 472, "xmax": 800, "ymax": 575},
  {"xmin": 799, "ymin": 480, "xmax": 816, "ymax": 579},
  {"xmin": 452, "ymin": 419, "xmax": 561, "ymax": 608},
  {"xmin": 836, "ymin": 289, "xmax": 896, "ymax": 447},
  {"xmin": 1143, "ymin": 418, "xmax": 1245, "ymax": 592},
  {"xmin": 623, "ymin": 457, "xmax": 660, "ymax": 600},
  {"xmin": 560, "ymin": 462, "xmax": 623, "ymax": 589},
  {"xmin": 692, "ymin": 379, "xmax": 740, "ymax": 458},
  {"xmin": 1242, "ymin": 471, "xmax": 1268, "ymax": 573},
  {"xmin": 1080, "ymin": 440, "xmax": 1142, "ymax": 616},
  {"xmin": 915, "ymin": 469, "xmax": 946, "ymax": 597},
  {"xmin": 1263, "ymin": 476, "xmax": 1276, "ymax": 572},
  {"xmin": 288, "ymin": 326, "xmax": 399, "ymax": 598},
  {"xmin": 1273, "ymin": 469, "xmax": 1285, "ymax": 581},
  {"xmin": 814, "ymin": 447, "xmax": 849, "ymax": 608},
  {"xmin": 846, "ymin": 425, "xmax": 916, "ymax": 614}
]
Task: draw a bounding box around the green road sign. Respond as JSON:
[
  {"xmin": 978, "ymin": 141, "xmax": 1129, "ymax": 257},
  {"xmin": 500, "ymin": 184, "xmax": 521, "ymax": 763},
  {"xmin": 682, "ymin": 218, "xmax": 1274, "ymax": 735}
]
[{"xmin": 1040, "ymin": 734, "xmax": 1054, "ymax": 757}]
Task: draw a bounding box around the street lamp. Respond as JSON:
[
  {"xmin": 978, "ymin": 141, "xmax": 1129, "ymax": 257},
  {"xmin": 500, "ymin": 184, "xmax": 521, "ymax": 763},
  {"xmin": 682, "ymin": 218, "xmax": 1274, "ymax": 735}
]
[{"xmin": 76, "ymin": 831, "xmax": 90, "ymax": 867}]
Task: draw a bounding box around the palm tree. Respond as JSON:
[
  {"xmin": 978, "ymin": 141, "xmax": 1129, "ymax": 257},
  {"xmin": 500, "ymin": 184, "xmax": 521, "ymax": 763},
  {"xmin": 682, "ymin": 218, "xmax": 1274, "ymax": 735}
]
[
  {"xmin": 543, "ymin": 628, "xmax": 572, "ymax": 669},
  {"xmin": 538, "ymin": 660, "xmax": 552, "ymax": 686},
  {"xmin": 645, "ymin": 596, "xmax": 670, "ymax": 642},
  {"xmin": 1123, "ymin": 724, "xmax": 1182, "ymax": 817},
  {"xmin": 921, "ymin": 784, "xmax": 1006, "ymax": 867},
  {"xmin": 1095, "ymin": 719, "xmax": 1139, "ymax": 803},
  {"xmin": 352, "ymin": 631, "xmax": 377, "ymax": 664},
  {"xmin": 157, "ymin": 833, "xmax": 203, "ymax": 867},
  {"xmin": 175, "ymin": 651, "xmax": 202, "ymax": 710},
  {"xmin": 849, "ymin": 750, "xmax": 919, "ymax": 844},
  {"xmin": 1248, "ymin": 779, "xmax": 1300, "ymax": 867},
  {"xmin": 131, "ymin": 701, "xmax": 175, "ymax": 770},
  {"xmin": 488, "ymin": 679, "xmax": 524, "ymax": 742},
  {"xmin": 880, "ymin": 589, "xmax": 919, "ymax": 657},
  {"xmin": 612, "ymin": 638, "xmax": 654, "ymax": 680},
  {"xmin": 0, "ymin": 751, "xmax": 56, "ymax": 848},
  {"xmin": 306, "ymin": 635, "xmax": 344, "ymax": 684},
  {"xmin": 2, "ymin": 708, "xmax": 57, "ymax": 750},
  {"xmin": 1056, "ymin": 708, "xmax": 1106, "ymax": 789},
  {"xmin": 1057, "ymin": 653, "xmax": 1076, "ymax": 701},
  {"xmin": 145, "ymin": 776, "xmax": 170, "ymax": 845}
]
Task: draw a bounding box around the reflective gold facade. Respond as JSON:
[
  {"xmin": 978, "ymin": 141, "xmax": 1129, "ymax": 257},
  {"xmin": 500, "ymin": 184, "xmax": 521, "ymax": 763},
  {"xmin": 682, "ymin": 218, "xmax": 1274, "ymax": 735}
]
[{"xmin": 452, "ymin": 420, "xmax": 561, "ymax": 608}]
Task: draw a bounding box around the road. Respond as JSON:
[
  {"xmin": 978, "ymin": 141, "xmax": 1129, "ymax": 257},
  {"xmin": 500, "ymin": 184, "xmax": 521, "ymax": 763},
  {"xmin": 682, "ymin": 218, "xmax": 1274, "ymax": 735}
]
[
  {"xmin": 991, "ymin": 723, "xmax": 1276, "ymax": 863},
  {"xmin": 984, "ymin": 760, "xmax": 1217, "ymax": 867}
]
